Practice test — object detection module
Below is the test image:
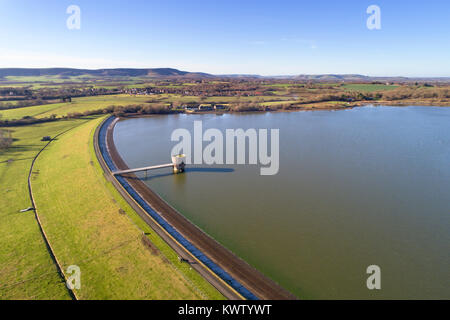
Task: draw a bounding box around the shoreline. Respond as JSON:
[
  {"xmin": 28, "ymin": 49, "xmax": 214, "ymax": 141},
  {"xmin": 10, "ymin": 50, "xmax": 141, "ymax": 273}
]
[
  {"xmin": 3, "ymin": 100, "xmax": 447, "ymax": 128},
  {"xmin": 94, "ymin": 116, "xmax": 297, "ymax": 300},
  {"xmin": 118, "ymin": 100, "xmax": 450, "ymax": 119}
]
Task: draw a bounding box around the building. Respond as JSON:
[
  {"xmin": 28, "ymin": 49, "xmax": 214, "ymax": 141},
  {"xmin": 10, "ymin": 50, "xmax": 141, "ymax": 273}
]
[
  {"xmin": 214, "ymin": 104, "xmax": 227, "ymax": 110},
  {"xmin": 198, "ymin": 104, "xmax": 213, "ymax": 111}
]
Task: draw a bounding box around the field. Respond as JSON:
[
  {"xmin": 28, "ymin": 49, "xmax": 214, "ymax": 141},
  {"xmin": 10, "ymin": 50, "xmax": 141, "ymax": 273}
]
[
  {"xmin": 0, "ymin": 119, "xmax": 86, "ymax": 299},
  {"xmin": 0, "ymin": 94, "xmax": 300, "ymax": 121},
  {"xmin": 341, "ymin": 83, "xmax": 399, "ymax": 92},
  {"xmin": 0, "ymin": 95, "xmax": 155, "ymax": 120},
  {"xmin": 0, "ymin": 116, "xmax": 223, "ymax": 299}
]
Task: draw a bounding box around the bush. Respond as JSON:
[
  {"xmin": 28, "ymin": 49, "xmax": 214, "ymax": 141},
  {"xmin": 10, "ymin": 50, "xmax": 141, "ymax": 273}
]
[{"xmin": 230, "ymin": 102, "xmax": 264, "ymax": 112}]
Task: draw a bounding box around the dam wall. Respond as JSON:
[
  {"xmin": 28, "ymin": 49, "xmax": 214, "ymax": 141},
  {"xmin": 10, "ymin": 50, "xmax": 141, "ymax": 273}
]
[{"xmin": 96, "ymin": 116, "xmax": 259, "ymax": 300}]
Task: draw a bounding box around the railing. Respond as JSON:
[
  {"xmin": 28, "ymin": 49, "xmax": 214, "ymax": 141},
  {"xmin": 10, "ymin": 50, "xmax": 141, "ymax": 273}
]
[{"xmin": 113, "ymin": 163, "xmax": 173, "ymax": 176}]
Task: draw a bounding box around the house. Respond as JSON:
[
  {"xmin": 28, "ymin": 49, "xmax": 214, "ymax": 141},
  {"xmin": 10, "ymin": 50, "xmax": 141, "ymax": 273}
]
[
  {"xmin": 198, "ymin": 104, "xmax": 213, "ymax": 111},
  {"xmin": 214, "ymin": 104, "xmax": 227, "ymax": 110}
]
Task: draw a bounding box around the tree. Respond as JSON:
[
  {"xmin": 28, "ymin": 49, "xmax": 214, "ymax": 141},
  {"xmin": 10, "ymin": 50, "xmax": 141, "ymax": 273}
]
[{"xmin": 0, "ymin": 127, "xmax": 13, "ymax": 150}]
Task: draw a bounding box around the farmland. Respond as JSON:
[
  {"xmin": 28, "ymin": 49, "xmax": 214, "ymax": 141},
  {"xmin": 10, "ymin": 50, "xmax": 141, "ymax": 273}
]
[
  {"xmin": 1, "ymin": 77, "xmax": 448, "ymax": 125},
  {"xmin": 0, "ymin": 95, "xmax": 153, "ymax": 120},
  {"xmin": 341, "ymin": 83, "xmax": 399, "ymax": 92}
]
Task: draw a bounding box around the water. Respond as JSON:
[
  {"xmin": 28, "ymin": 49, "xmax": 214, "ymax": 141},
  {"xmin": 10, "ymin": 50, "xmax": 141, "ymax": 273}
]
[{"xmin": 113, "ymin": 106, "xmax": 450, "ymax": 299}]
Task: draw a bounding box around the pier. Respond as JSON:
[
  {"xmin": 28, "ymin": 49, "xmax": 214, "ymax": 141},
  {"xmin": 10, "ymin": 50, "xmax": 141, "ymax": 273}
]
[
  {"xmin": 96, "ymin": 116, "xmax": 296, "ymax": 300},
  {"xmin": 112, "ymin": 154, "xmax": 186, "ymax": 176}
]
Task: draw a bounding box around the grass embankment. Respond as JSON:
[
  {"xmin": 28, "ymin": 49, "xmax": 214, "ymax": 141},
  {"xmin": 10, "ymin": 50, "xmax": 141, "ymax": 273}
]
[
  {"xmin": 1, "ymin": 116, "xmax": 223, "ymax": 299},
  {"xmin": 29, "ymin": 116, "xmax": 223, "ymax": 299},
  {"xmin": 0, "ymin": 119, "xmax": 87, "ymax": 299}
]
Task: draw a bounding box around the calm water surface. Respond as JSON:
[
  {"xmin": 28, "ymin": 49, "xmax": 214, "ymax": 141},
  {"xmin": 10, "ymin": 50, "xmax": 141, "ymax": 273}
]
[{"xmin": 114, "ymin": 106, "xmax": 450, "ymax": 299}]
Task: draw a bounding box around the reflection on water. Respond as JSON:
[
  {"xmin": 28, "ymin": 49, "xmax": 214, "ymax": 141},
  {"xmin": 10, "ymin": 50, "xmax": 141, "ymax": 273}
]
[
  {"xmin": 138, "ymin": 167, "xmax": 234, "ymax": 182},
  {"xmin": 114, "ymin": 106, "xmax": 450, "ymax": 299}
]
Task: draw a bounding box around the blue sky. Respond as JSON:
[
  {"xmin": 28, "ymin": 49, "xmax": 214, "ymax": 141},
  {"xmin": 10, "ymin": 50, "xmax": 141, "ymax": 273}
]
[{"xmin": 0, "ymin": 0, "xmax": 449, "ymax": 76}]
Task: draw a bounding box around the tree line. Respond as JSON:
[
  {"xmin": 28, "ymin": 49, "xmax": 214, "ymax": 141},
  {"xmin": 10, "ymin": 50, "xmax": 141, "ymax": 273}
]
[{"xmin": 0, "ymin": 104, "xmax": 174, "ymax": 127}]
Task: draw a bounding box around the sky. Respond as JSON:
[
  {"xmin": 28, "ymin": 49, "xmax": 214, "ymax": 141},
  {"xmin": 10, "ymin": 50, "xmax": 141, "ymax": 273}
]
[{"xmin": 0, "ymin": 0, "xmax": 449, "ymax": 76}]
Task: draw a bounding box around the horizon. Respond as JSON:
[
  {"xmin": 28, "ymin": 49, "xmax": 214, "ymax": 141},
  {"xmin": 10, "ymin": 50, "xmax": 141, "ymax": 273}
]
[
  {"xmin": 0, "ymin": 67, "xmax": 449, "ymax": 79},
  {"xmin": 1, "ymin": 0, "xmax": 449, "ymax": 77}
]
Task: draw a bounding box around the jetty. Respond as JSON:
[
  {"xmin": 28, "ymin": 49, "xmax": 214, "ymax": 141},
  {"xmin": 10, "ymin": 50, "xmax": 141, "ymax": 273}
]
[{"xmin": 112, "ymin": 154, "xmax": 186, "ymax": 176}]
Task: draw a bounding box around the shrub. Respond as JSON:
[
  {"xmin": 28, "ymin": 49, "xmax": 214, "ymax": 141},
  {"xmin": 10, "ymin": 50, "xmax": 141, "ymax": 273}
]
[{"xmin": 0, "ymin": 129, "xmax": 13, "ymax": 149}]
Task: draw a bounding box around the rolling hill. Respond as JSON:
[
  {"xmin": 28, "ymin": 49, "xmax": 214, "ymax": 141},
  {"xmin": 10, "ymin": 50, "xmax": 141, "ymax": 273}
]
[
  {"xmin": 0, "ymin": 68, "xmax": 213, "ymax": 79},
  {"xmin": 0, "ymin": 68, "xmax": 448, "ymax": 83}
]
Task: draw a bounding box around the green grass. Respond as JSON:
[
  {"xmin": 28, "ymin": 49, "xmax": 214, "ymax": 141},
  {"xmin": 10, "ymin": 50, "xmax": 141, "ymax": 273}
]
[
  {"xmin": 0, "ymin": 76, "xmax": 149, "ymax": 90},
  {"xmin": 29, "ymin": 116, "xmax": 223, "ymax": 299},
  {"xmin": 341, "ymin": 83, "xmax": 399, "ymax": 92},
  {"xmin": 36, "ymin": 95, "xmax": 153, "ymax": 118},
  {"xmin": 0, "ymin": 95, "xmax": 156, "ymax": 120},
  {"xmin": 0, "ymin": 119, "xmax": 88, "ymax": 299},
  {"xmin": 0, "ymin": 116, "xmax": 224, "ymax": 299},
  {"xmin": 0, "ymin": 103, "xmax": 66, "ymax": 120},
  {"xmin": 262, "ymin": 83, "xmax": 295, "ymax": 88}
]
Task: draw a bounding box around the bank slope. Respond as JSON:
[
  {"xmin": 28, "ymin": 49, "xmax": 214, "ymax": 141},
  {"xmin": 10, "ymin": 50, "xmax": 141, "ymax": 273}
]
[
  {"xmin": 30, "ymin": 116, "xmax": 221, "ymax": 299},
  {"xmin": 0, "ymin": 120, "xmax": 87, "ymax": 299}
]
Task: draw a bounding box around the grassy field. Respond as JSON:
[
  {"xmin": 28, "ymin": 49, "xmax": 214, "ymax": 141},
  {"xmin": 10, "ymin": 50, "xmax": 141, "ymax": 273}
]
[
  {"xmin": 341, "ymin": 83, "xmax": 398, "ymax": 92},
  {"xmin": 0, "ymin": 116, "xmax": 223, "ymax": 299},
  {"xmin": 36, "ymin": 95, "xmax": 154, "ymax": 118},
  {"xmin": 259, "ymin": 100, "xmax": 298, "ymax": 106},
  {"xmin": 0, "ymin": 119, "xmax": 87, "ymax": 299},
  {"xmin": 0, "ymin": 76, "xmax": 146, "ymax": 90},
  {"xmin": 0, "ymin": 103, "xmax": 66, "ymax": 120},
  {"xmin": 0, "ymin": 95, "xmax": 155, "ymax": 120}
]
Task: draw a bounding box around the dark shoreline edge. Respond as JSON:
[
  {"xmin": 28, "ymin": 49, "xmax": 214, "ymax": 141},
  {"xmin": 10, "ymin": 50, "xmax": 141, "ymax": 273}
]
[
  {"xmin": 115, "ymin": 102, "xmax": 450, "ymax": 120},
  {"xmin": 94, "ymin": 116, "xmax": 297, "ymax": 300}
]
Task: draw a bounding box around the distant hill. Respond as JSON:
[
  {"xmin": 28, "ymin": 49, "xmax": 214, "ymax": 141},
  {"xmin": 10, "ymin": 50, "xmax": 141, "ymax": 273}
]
[
  {"xmin": 195, "ymin": 72, "xmax": 449, "ymax": 82},
  {"xmin": 0, "ymin": 68, "xmax": 448, "ymax": 83},
  {"xmin": 0, "ymin": 68, "xmax": 213, "ymax": 79},
  {"xmin": 221, "ymin": 74, "xmax": 375, "ymax": 81},
  {"xmin": 260, "ymin": 74, "xmax": 449, "ymax": 82}
]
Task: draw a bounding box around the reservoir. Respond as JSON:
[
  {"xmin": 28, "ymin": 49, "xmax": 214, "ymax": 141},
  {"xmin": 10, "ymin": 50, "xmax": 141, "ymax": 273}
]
[{"xmin": 113, "ymin": 106, "xmax": 450, "ymax": 299}]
